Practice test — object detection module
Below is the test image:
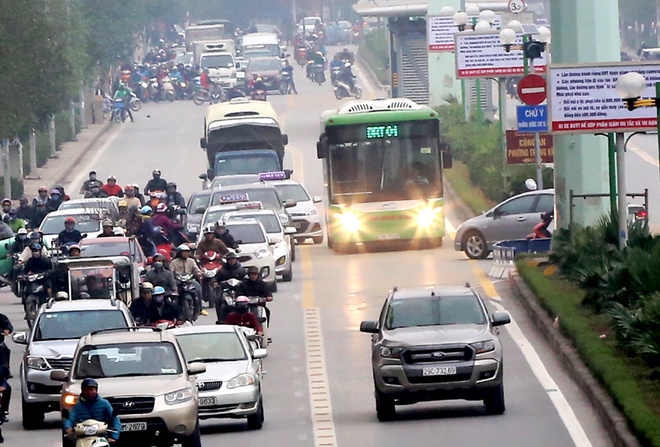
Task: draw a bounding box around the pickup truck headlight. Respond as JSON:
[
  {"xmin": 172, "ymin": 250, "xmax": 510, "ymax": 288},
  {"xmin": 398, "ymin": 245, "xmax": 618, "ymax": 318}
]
[
  {"xmin": 27, "ymin": 356, "xmax": 50, "ymax": 371},
  {"xmin": 379, "ymin": 346, "xmax": 403, "ymax": 358},
  {"xmin": 164, "ymin": 387, "xmax": 194, "ymax": 405},
  {"xmin": 470, "ymin": 340, "xmax": 496, "ymax": 354},
  {"xmin": 227, "ymin": 373, "xmax": 255, "ymax": 389}
]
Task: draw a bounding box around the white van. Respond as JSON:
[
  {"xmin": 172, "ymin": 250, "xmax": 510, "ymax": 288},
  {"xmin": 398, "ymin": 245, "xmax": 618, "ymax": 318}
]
[
  {"xmin": 240, "ymin": 33, "xmax": 282, "ymax": 58},
  {"xmin": 199, "ymin": 52, "xmax": 237, "ymax": 88}
]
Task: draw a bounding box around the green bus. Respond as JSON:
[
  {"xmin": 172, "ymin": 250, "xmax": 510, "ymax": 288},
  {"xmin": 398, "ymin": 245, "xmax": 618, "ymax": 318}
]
[{"xmin": 316, "ymin": 98, "xmax": 452, "ymax": 252}]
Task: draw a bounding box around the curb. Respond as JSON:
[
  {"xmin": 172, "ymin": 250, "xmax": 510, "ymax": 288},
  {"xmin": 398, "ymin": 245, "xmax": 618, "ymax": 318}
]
[
  {"xmin": 444, "ymin": 179, "xmax": 476, "ymax": 223},
  {"xmin": 509, "ymin": 273, "xmax": 642, "ymax": 447},
  {"xmin": 355, "ymin": 52, "xmax": 390, "ymax": 94}
]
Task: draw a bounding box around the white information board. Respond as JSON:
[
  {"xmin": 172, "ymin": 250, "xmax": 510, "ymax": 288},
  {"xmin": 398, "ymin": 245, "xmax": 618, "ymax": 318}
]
[
  {"xmin": 455, "ymin": 31, "xmax": 547, "ymax": 78},
  {"xmin": 548, "ymin": 62, "xmax": 660, "ymax": 134},
  {"xmin": 427, "ymin": 15, "xmax": 502, "ymax": 52}
]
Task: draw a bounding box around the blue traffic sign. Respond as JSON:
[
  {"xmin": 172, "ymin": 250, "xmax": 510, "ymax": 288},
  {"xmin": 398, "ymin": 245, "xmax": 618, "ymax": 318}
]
[{"xmin": 517, "ymin": 105, "xmax": 548, "ymax": 133}]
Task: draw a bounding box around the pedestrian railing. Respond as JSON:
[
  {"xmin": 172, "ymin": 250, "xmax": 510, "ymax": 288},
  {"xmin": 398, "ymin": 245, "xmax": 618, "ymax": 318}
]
[{"xmin": 488, "ymin": 238, "xmax": 552, "ymax": 279}]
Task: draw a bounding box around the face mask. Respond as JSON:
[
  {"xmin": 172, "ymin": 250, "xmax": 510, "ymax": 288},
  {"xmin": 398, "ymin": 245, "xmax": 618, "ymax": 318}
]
[
  {"xmin": 18, "ymin": 235, "xmax": 26, "ymax": 240},
  {"xmin": 154, "ymin": 295, "xmax": 164, "ymax": 303},
  {"xmin": 237, "ymin": 305, "xmax": 248, "ymax": 314},
  {"xmin": 154, "ymin": 175, "xmax": 160, "ymax": 179},
  {"xmin": 154, "ymin": 261, "xmax": 164, "ymax": 270}
]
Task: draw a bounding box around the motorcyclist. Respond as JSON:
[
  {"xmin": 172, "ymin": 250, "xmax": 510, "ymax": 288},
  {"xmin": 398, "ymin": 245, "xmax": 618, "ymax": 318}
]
[
  {"xmin": 200, "ymin": 68, "xmax": 211, "ymax": 91},
  {"xmin": 130, "ymin": 282, "xmax": 154, "ymax": 325},
  {"xmin": 214, "ymin": 221, "xmax": 239, "ymax": 250},
  {"xmin": 57, "ymin": 217, "xmax": 83, "ymax": 245},
  {"xmin": 252, "ymin": 77, "xmax": 267, "ymax": 93},
  {"xmin": 339, "ymin": 62, "xmax": 356, "ymax": 92},
  {"xmin": 24, "ymin": 243, "xmax": 53, "ymax": 276},
  {"xmin": 64, "ymin": 378, "xmax": 121, "ymax": 444},
  {"xmin": 135, "ymin": 206, "xmax": 156, "ymax": 256},
  {"xmin": 224, "ymin": 295, "xmax": 263, "ymax": 335},
  {"xmin": 0, "ymin": 218, "xmax": 13, "ymax": 241},
  {"xmin": 281, "ymin": 59, "xmax": 298, "ymax": 94},
  {"xmin": 312, "ymin": 50, "xmax": 326, "ymax": 66},
  {"xmin": 29, "ymin": 202, "xmax": 48, "ymax": 229},
  {"xmin": 236, "ymin": 265, "xmax": 273, "ymax": 301},
  {"xmin": 144, "ymin": 169, "xmax": 168, "ymax": 194},
  {"xmin": 46, "ymin": 189, "xmax": 63, "ymax": 212},
  {"xmin": 0, "ymin": 199, "xmax": 10, "ymax": 220},
  {"xmin": 338, "ymin": 47, "xmax": 353, "ymax": 62},
  {"xmin": 17, "ymin": 232, "xmax": 47, "ymax": 264},
  {"xmin": 54, "ymin": 184, "xmax": 70, "ymax": 201},
  {"xmin": 225, "ymin": 85, "xmax": 245, "ymax": 101},
  {"xmin": 101, "ymin": 175, "xmax": 124, "ymax": 197},
  {"xmin": 330, "ymin": 54, "xmax": 344, "ymax": 71},
  {"xmin": 147, "ymin": 286, "xmax": 182, "ymax": 323},
  {"xmin": 16, "ymin": 197, "xmax": 33, "ymax": 223},
  {"xmin": 9, "ymin": 228, "xmax": 29, "ymax": 255},
  {"xmin": 0, "ymin": 312, "xmax": 12, "ymax": 426},
  {"xmin": 195, "ymin": 225, "xmax": 228, "ymax": 258},
  {"xmin": 152, "ymin": 203, "xmax": 183, "ymax": 240},
  {"xmin": 216, "ymin": 252, "xmax": 246, "ymax": 281},
  {"xmin": 165, "ymin": 182, "xmax": 186, "ymax": 208},
  {"xmin": 97, "ymin": 220, "xmax": 115, "ymax": 238},
  {"xmin": 84, "ymin": 274, "xmax": 111, "ymax": 299},
  {"xmin": 32, "ymin": 186, "xmax": 49, "ymax": 208},
  {"xmin": 123, "ymin": 185, "xmax": 142, "ymax": 208},
  {"xmin": 169, "ymin": 244, "xmax": 204, "ymax": 311},
  {"xmin": 113, "ymin": 82, "xmax": 135, "ymax": 122},
  {"xmin": 145, "ymin": 253, "xmax": 178, "ymax": 296},
  {"xmin": 68, "ymin": 244, "xmax": 81, "ymax": 257},
  {"xmin": 6, "ymin": 209, "xmax": 26, "ymax": 233}
]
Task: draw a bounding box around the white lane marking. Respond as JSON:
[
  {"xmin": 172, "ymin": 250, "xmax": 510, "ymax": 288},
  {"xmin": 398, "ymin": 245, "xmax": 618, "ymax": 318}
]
[
  {"xmin": 628, "ymin": 141, "xmax": 658, "ymax": 167},
  {"xmin": 69, "ymin": 125, "xmax": 126, "ymax": 195},
  {"xmin": 492, "ymin": 298, "xmax": 594, "ymax": 447},
  {"xmin": 304, "ymin": 308, "xmax": 338, "ymax": 447}
]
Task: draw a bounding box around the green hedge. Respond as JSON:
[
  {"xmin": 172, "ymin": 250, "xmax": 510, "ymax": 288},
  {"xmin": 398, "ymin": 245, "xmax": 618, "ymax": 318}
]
[
  {"xmin": 517, "ymin": 260, "xmax": 660, "ymax": 447},
  {"xmin": 358, "ymin": 29, "xmax": 390, "ymax": 86}
]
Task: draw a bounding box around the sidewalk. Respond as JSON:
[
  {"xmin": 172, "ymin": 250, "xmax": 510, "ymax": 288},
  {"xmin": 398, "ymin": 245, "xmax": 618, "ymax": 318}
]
[{"xmin": 22, "ymin": 117, "xmax": 112, "ymax": 201}]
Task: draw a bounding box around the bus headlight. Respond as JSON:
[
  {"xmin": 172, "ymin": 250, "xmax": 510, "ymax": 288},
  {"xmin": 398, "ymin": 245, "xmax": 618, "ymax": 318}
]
[
  {"xmin": 417, "ymin": 206, "xmax": 442, "ymax": 228},
  {"xmin": 334, "ymin": 212, "xmax": 360, "ymax": 232}
]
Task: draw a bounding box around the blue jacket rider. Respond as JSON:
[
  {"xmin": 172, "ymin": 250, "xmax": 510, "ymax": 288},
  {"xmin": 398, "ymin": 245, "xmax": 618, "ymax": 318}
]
[{"xmin": 64, "ymin": 378, "xmax": 121, "ymax": 442}]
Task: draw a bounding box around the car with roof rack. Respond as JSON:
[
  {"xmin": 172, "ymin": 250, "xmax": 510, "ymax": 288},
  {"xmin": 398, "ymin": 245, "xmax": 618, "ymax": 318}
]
[
  {"xmin": 51, "ymin": 327, "xmax": 206, "ymax": 447},
  {"xmin": 12, "ymin": 298, "xmax": 134, "ymax": 429},
  {"xmin": 360, "ymin": 284, "xmax": 511, "ymax": 421}
]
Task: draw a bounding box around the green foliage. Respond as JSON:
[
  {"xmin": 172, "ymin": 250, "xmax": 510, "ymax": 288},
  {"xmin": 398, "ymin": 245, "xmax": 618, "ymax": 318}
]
[{"xmin": 358, "ymin": 29, "xmax": 390, "ymax": 86}]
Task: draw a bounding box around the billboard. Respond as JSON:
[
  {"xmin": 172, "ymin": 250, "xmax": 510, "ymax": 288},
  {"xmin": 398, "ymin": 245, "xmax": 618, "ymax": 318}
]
[
  {"xmin": 548, "ymin": 62, "xmax": 660, "ymax": 134},
  {"xmin": 506, "ymin": 130, "xmax": 554, "ymax": 164},
  {"xmin": 427, "ymin": 15, "xmax": 501, "ymax": 52}
]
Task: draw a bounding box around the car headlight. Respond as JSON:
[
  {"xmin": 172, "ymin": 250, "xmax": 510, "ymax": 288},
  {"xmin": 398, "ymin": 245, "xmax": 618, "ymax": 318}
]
[
  {"xmin": 187, "ymin": 223, "xmax": 199, "ymax": 233},
  {"xmin": 164, "ymin": 387, "xmax": 194, "ymax": 405},
  {"xmin": 276, "ymin": 255, "xmax": 286, "ymax": 266},
  {"xmin": 470, "ymin": 340, "xmax": 496, "ymax": 354},
  {"xmin": 416, "ymin": 206, "xmax": 443, "ymax": 228},
  {"xmin": 226, "ymin": 373, "xmax": 256, "ymax": 389},
  {"xmin": 279, "ymin": 213, "xmax": 291, "ymax": 224},
  {"xmin": 255, "ymin": 247, "xmax": 270, "ymax": 259},
  {"xmin": 27, "ymin": 356, "xmax": 51, "ymax": 371},
  {"xmin": 306, "ymin": 207, "xmax": 319, "ymax": 216},
  {"xmin": 333, "ymin": 212, "xmax": 360, "ymax": 232},
  {"xmin": 379, "ymin": 346, "xmax": 403, "ymax": 358},
  {"xmin": 63, "ymin": 393, "xmax": 78, "ymax": 406}
]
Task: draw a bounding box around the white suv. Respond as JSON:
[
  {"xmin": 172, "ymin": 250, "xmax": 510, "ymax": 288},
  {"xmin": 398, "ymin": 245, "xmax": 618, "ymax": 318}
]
[
  {"xmin": 12, "ymin": 298, "xmax": 134, "ymax": 429},
  {"xmin": 270, "ymin": 180, "xmax": 323, "ymax": 244}
]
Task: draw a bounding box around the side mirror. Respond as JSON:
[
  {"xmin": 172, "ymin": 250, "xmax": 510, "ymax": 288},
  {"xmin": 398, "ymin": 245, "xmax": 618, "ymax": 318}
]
[
  {"xmin": 284, "ymin": 168, "xmax": 293, "ymax": 179},
  {"xmin": 284, "ymin": 226, "xmax": 297, "ymax": 235},
  {"xmin": 176, "ymin": 208, "xmax": 187, "ymax": 215},
  {"xmin": 491, "ymin": 311, "xmax": 511, "ymax": 327},
  {"xmin": 195, "ymin": 206, "xmax": 206, "ymax": 214},
  {"xmin": 253, "ymin": 348, "xmax": 268, "ymax": 359},
  {"xmin": 284, "ymin": 199, "xmax": 297, "ymax": 208},
  {"xmin": 188, "ymin": 362, "xmax": 207, "ymax": 375},
  {"xmin": 80, "ymin": 233, "xmax": 88, "ymax": 240},
  {"xmin": 317, "ymin": 134, "xmax": 328, "ymax": 159},
  {"xmin": 360, "ymin": 320, "xmax": 379, "ymax": 333},
  {"xmin": 200, "ymin": 137, "xmax": 207, "ymax": 149},
  {"xmin": 282, "ymin": 134, "xmax": 289, "ymax": 145},
  {"xmin": 442, "ymin": 151, "xmax": 453, "ymax": 169},
  {"xmin": 235, "ymin": 62, "xmax": 241, "ymax": 68},
  {"xmin": 312, "ymin": 196, "xmax": 322, "ymax": 203},
  {"xmin": 207, "ymin": 169, "xmax": 215, "ymax": 180},
  {"xmin": 50, "ymin": 369, "xmax": 68, "ymax": 382},
  {"xmin": 267, "ymin": 235, "xmax": 283, "ymax": 244},
  {"xmin": 199, "ymin": 173, "xmax": 208, "ymax": 180},
  {"xmin": 12, "ymin": 331, "xmax": 27, "ymax": 345}
]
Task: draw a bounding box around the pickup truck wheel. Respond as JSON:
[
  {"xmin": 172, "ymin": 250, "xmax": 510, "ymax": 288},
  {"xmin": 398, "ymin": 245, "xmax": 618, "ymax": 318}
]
[
  {"xmin": 180, "ymin": 420, "xmax": 202, "ymax": 447},
  {"xmin": 375, "ymin": 387, "xmax": 396, "ymax": 421},
  {"xmin": 22, "ymin": 397, "xmax": 44, "ymax": 429},
  {"xmin": 484, "ymin": 384, "xmax": 505, "ymax": 415}
]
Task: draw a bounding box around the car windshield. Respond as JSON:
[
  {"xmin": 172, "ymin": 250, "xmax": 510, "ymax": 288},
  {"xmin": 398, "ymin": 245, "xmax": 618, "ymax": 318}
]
[
  {"xmin": 73, "ymin": 342, "xmax": 182, "ymax": 379},
  {"xmin": 227, "ymin": 213, "xmax": 281, "ymax": 233},
  {"xmin": 176, "ymin": 332, "xmax": 247, "ymax": 362},
  {"xmin": 40, "ymin": 214, "xmax": 101, "ymax": 234},
  {"xmin": 211, "ymin": 175, "xmax": 260, "ymax": 188},
  {"xmin": 202, "ymin": 208, "xmax": 235, "ymax": 227},
  {"xmin": 243, "ymin": 50, "xmax": 273, "ymax": 60},
  {"xmin": 201, "ymin": 53, "xmax": 234, "ymax": 69},
  {"xmin": 224, "ymin": 223, "xmax": 266, "ymax": 244},
  {"xmin": 248, "ymin": 58, "xmax": 281, "ymax": 71},
  {"xmin": 211, "ymin": 188, "xmax": 281, "ymax": 208},
  {"xmin": 34, "ymin": 310, "xmax": 128, "ymax": 341},
  {"xmin": 385, "ymin": 296, "xmax": 486, "ymax": 329},
  {"xmin": 59, "ymin": 201, "xmax": 115, "ymax": 215},
  {"xmin": 274, "ymin": 184, "xmax": 310, "ymax": 202},
  {"xmin": 80, "ymin": 240, "xmax": 143, "ymax": 262}
]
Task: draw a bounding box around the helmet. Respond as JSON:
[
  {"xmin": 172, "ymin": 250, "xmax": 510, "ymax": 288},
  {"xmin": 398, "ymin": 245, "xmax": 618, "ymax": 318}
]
[
  {"xmin": 152, "ymin": 286, "xmax": 165, "ymax": 295},
  {"xmin": 225, "ymin": 252, "xmax": 237, "ymax": 259},
  {"xmin": 1, "ymin": 198, "xmax": 10, "ymax": 205},
  {"xmin": 19, "ymin": 197, "xmax": 28, "ymax": 204},
  {"xmin": 140, "ymin": 281, "xmax": 154, "ymax": 291},
  {"xmin": 256, "ymin": 77, "xmax": 263, "ymax": 82},
  {"xmin": 125, "ymin": 184, "xmax": 135, "ymax": 190},
  {"xmin": 203, "ymin": 225, "xmax": 215, "ymax": 234},
  {"xmin": 344, "ymin": 62, "xmax": 351, "ymax": 68},
  {"xmin": 152, "ymin": 169, "xmax": 161, "ymax": 176},
  {"xmin": 317, "ymin": 51, "xmax": 323, "ymax": 56},
  {"xmin": 167, "ymin": 182, "xmax": 177, "ymax": 189},
  {"xmin": 247, "ymin": 265, "xmax": 259, "ymax": 274},
  {"xmin": 177, "ymin": 244, "xmax": 191, "ymax": 252},
  {"xmin": 156, "ymin": 203, "xmax": 168, "ymax": 213},
  {"xmin": 236, "ymin": 295, "xmax": 249, "ymax": 303},
  {"xmin": 17, "ymin": 228, "xmax": 28, "ymax": 235},
  {"xmin": 343, "ymin": 48, "xmax": 348, "ymax": 52},
  {"xmin": 102, "ymin": 219, "xmax": 113, "ymax": 227},
  {"xmin": 8, "ymin": 208, "xmax": 17, "ymax": 216},
  {"xmin": 55, "ymin": 291, "xmax": 69, "ymax": 301},
  {"xmin": 153, "ymin": 253, "xmax": 166, "ymax": 261},
  {"xmin": 107, "ymin": 175, "xmax": 116, "ymax": 181},
  {"xmin": 29, "ymin": 231, "xmax": 40, "ymax": 240},
  {"xmin": 50, "ymin": 189, "xmax": 60, "ymax": 195},
  {"xmin": 81, "ymin": 378, "xmax": 98, "ymax": 389},
  {"xmin": 89, "ymin": 170, "xmax": 97, "ymax": 176},
  {"xmin": 68, "ymin": 244, "xmax": 80, "ymax": 252},
  {"xmin": 38, "ymin": 186, "xmax": 48, "ymax": 192},
  {"xmin": 65, "ymin": 216, "xmax": 75, "ymax": 224},
  {"xmin": 140, "ymin": 206, "xmax": 152, "ymax": 215},
  {"xmin": 30, "ymin": 243, "xmax": 42, "ymax": 251}
]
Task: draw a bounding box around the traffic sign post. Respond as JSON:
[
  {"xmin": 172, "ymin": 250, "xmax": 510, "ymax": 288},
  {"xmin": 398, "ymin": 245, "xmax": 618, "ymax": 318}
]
[
  {"xmin": 508, "ymin": 0, "xmax": 526, "ymax": 14},
  {"xmin": 517, "ymin": 105, "xmax": 548, "ymax": 188},
  {"xmin": 518, "ymin": 74, "xmax": 547, "ymax": 105}
]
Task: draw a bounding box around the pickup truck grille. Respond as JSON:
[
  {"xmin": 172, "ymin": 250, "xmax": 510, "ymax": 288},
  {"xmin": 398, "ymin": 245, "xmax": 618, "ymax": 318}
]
[
  {"xmin": 48, "ymin": 358, "xmax": 73, "ymax": 370},
  {"xmin": 403, "ymin": 346, "xmax": 473, "ymax": 364},
  {"xmin": 107, "ymin": 397, "xmax": 155, "ymax": 415}
]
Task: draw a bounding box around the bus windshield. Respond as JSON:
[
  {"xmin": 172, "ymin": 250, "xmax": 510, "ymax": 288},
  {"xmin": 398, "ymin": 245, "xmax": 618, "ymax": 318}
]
[{"xmin": 326, "ymin": 120, "xmax": 441, "ymax": 204}]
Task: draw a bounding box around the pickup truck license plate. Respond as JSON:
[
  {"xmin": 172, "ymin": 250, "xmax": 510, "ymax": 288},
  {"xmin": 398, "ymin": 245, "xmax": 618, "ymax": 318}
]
[
  {"xmin": 422, "ymin": 366, "xmax": 457, "ymax": 376},
  {"xmin": 121, "ymin": 422, "xmax": 147, "ymax": 432},
  {"xmin": 199, "ymin": 397, "xmax": 216, "ymax": 406}
]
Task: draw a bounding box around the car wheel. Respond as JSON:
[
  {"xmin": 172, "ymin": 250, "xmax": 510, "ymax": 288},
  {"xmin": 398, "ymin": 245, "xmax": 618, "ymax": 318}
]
[
  {"xmin": 180, "ymin": 420, "xmax": 202, "ymax": 447},
  {"xmin": 290, "ymin": 240, "xmax": 297, "ymax": 262},
  {"xmin": 270, "ymin": 281, "xmax": 278, "ymax": 293},
  {"xmin": 375, "ymin": 386, "xmax": 396, "ymax": 422},
  {"xmin": 463, "ymin": 230, "xmax": 489, "ymax": 259},
  {"xmin": 312, "ymin": 236, "xmax": 324, "ymax": 244},
  {"xmin": 484, "ymin": 383, "xmax": 505, "ymax": 415},
  {"xmin": 282, "ymin": 266, "xmax": 293, "ymax": 282},
  {"xmin": 22, "ymin": 397, "xmax": 44, "ymax": 430},
  {"xmin": 247, "ymin": 398, "xmax": 265, "ymax": 430}
]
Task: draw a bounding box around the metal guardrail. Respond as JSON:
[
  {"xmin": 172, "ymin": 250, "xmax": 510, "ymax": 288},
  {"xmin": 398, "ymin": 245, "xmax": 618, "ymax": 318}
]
[{"xmin": 488, "ymin": 238, "xmax": 552, "ymax": 278}]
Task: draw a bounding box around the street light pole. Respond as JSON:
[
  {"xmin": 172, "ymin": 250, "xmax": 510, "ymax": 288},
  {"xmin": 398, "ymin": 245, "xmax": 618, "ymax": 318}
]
[{"xmin": 616, "ymin": 132, "xmax": 628, "ymax": 249}]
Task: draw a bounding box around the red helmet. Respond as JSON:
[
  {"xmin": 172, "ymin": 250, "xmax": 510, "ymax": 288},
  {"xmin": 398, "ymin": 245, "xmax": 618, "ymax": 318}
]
[
  {"xmin": 65, "ymin": 217, "xmax": 75, "ymax": 224},
  {"xmin": 156, "ymin": 203, "xmax": 168, "ymax": 213}
]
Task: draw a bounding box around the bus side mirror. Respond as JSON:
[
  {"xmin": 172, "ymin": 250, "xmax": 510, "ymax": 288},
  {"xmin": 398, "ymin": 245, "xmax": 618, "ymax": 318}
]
[
  {"xmin": 442, "ymin": 151, "xmax": 453, "ymax": 169},
  {"xmin": 317, "ymin": 134, "xmax": 328, "ymax": 159},
  {"xmin": 282, "ymin": 134, "xmax": 289, "ymax": 145},
  {"xmin": 200, "ymin": 137, "xmax": 207, "ymax": 149}
]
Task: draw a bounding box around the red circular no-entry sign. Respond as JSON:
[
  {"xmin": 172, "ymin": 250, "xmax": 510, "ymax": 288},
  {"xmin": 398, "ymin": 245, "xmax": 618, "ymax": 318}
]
[{"xmin": 517, "ymin": 74, "xmax": 547, "ymax": 105}]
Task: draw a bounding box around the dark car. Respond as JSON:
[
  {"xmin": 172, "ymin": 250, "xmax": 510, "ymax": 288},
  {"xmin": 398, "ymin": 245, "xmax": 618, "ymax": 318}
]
[
  {"xmin": 246, "ymin": 57, "xmax": 283, "ymax": 92},
  {"xmin": 186, "ymin": 190, "xmax": 213, "ymax": 241}
]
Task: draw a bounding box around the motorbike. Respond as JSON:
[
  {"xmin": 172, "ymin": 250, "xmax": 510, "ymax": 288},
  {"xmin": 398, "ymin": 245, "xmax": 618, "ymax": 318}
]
[
  {"xmin": 65, "ymin": 419, "xmax": 115, "ymax": 447},
  {"xmin": 280, "ymin": 72, "xmax": 293, "ymax": 95},
  {"xmin": 161, "ymin": 76, "xmax": 175, "ymax": 102},
  {"xmin": 149, "ymin": 77, "xmax": 160, "ymax": 102},
  {"xmin": 215, "ymin": 277, "xmax": 241, "ymax": 323},
  {"xmin": 102, "ymin": 94, "xmax": 113, "ymax": 118},
  {"xmin": 129, "ymin": 92, "xmax": 141, "ymax": 111},
  {"xmin": 224, "ymin": 294, "xmax": 270, "ymax": 348},
  {"xmin": 330, "ymin": 66, "xmax": 341, "ymax": 84},
  {"xmin": 313, "ymin": 64, "xmax": 326, "ymax": 85},
  {"xmin": 176, "ymin": 273, "xmax": 200, "ymax": 323},
  {"xmin": 334, "ymin": 80, "xmax": 362, "ymax": 100},
  {"xmin": 250, "ymin": 89, "xmax": 268, "ymax": 101},
  {"xmin": 295, "ymin": 47, "xmax": 308, "ymax": 66},
  {"xmin": 526, "ymin": 212, "xmax": 554, "ymax": 239},
  {"xmin": 200, "ymin": 251, "xmax": 223, "ymax": 308},
  {"xmin": 175, "ymin": 79, "xmax": 190, "ymax": 100},
  {"xmin": 111, "ymin": 99, "xmax": 127, "ymax": 123},
  {"xmin": 21, "ymin": 272, "xmax": 50, "ymax": 328},
  {"xmin": 193, "ymin": 83, "xmax": 224, "ymax": 105}
]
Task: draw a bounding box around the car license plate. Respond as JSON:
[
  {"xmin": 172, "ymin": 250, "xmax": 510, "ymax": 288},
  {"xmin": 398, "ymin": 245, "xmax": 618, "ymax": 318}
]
[
  {"xmin": 121, "ymin": 422, "xmax": 147, "ymax": 432},
  {"xmin": 378, "ymin": 233, "xmax": 401, "ymax": 240},
  {"xmin": 422, "ymin": 366, "xmax": 457, "ymax": 376},
  {"xmin": 199, "ymin": 397, "xmax": 216, "ymax": 406}
]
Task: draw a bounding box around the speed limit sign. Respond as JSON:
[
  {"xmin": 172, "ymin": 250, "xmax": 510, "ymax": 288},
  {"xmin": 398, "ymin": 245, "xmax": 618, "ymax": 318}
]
[{"xmin": 508, "ymin": 0, "xmax": 526, "ymax": 14}]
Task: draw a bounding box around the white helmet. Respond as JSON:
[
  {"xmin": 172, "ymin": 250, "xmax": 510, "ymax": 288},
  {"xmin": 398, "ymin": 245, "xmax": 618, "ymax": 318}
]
[{"xmin": 177, "ymin": 244, "xmax": 191, "ymax": 252}]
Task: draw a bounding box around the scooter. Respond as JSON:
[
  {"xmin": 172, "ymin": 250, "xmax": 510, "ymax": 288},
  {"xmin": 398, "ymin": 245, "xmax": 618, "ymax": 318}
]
[
  {"xmin": 313, "ymin": 64, "xmax": 326, "ymax": 85},
  {"xmin": 334, "ymin": 80, "xmax": 362, "ymax": 100},
  {"xmin": 279, "ymin": 72, "xmax": 293, "ymax": 95},
  {"xmin": 176, "ymin": 273, "xmax": 200, "ymax": 323},
  {"xmin": 161, "ymin": 76, "xmax": 175, "ymax": 102},
  {"xmin": 250, "ymin": 89, "xmax": 267, "ymax": 101},
  {"xmin": 111, "ymin": 99, "xmax": 127, "ymax": 123},
  {"xmin": 21, "ymin": 272, "xmax": 50, "ymax": 328},
  {"xmin": 129, "ymin": 92, "xmax": 141, "ymax": 111},
  {"xmin": 215, "ymin": 278, "xmax": 241, "ymax": 324},
  {"xmin": 330, "ymin": 66, "xmax": 341, "ymax": 83},
  {"xmin": 65, "ymin": 419, "xmax": 115, "ymax": 447},
  {"xmin": 200, "ymin": 251, "xmax": 223, "ymax": 308}
]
